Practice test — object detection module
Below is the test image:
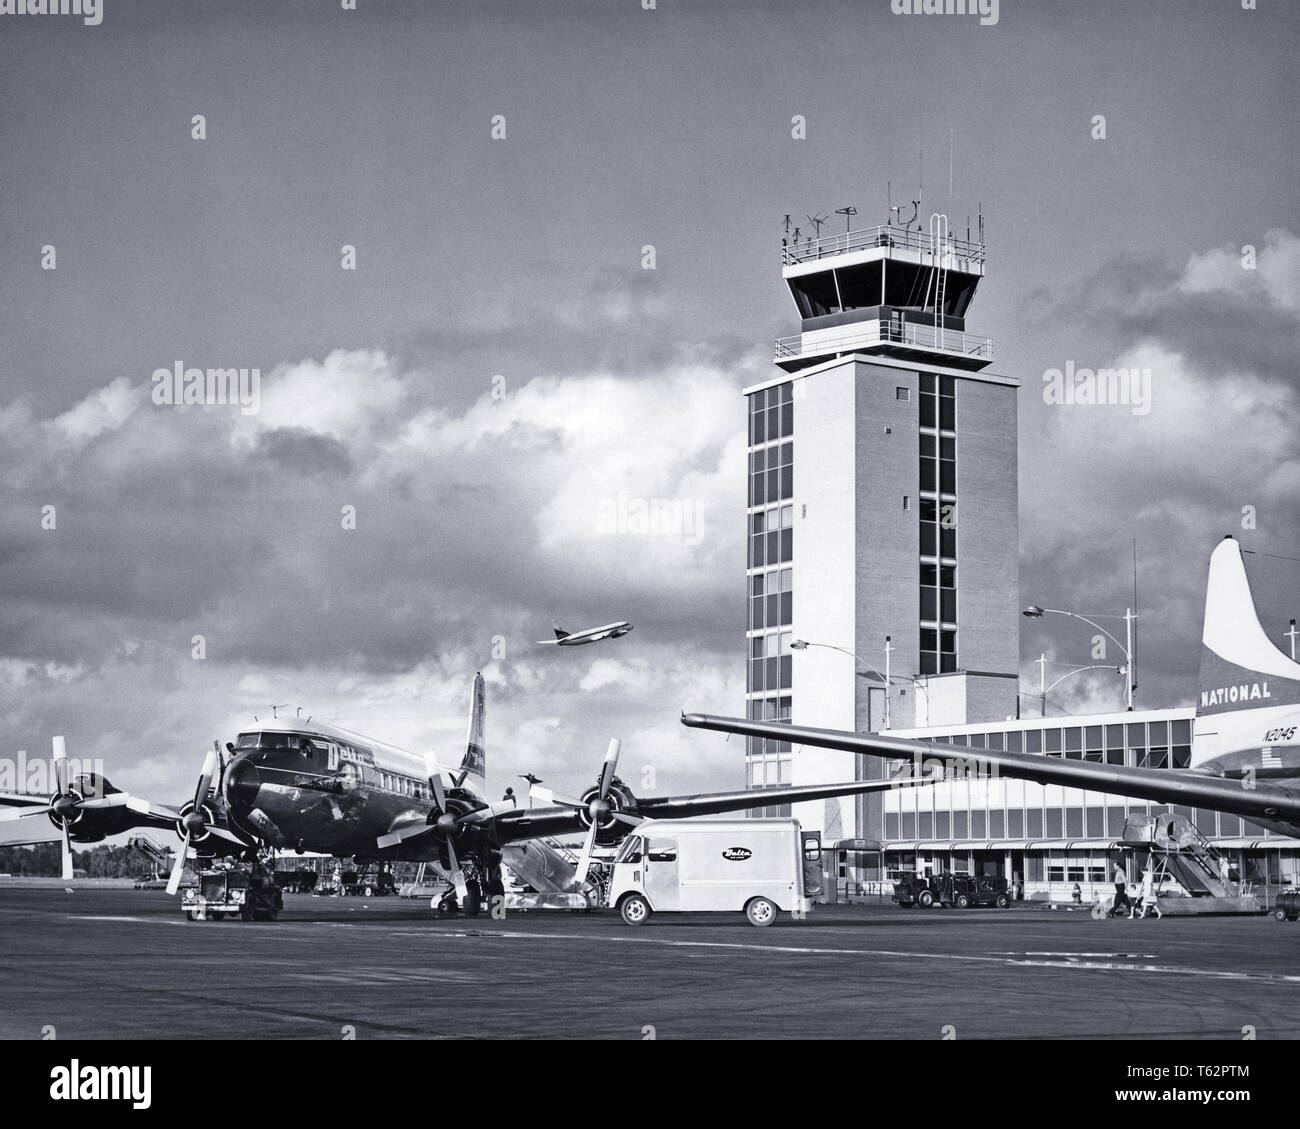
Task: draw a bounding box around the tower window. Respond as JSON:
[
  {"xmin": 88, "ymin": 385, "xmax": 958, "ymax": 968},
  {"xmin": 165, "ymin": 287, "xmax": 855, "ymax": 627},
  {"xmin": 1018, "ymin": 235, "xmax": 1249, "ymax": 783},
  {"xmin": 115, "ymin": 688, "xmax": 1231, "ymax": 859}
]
[{"xmin": 896, "ymin": 387, "xmax": 910, "ymax": 402}]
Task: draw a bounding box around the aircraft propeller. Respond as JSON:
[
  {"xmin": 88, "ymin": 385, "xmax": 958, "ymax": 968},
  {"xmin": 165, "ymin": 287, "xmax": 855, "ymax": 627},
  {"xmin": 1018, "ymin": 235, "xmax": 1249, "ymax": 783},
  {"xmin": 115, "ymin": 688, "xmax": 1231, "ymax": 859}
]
[
  {"xmin": 376, "ymin": 764, "xmax": 516, "ymax": 906},
  {"xmin": 0, "ymin": 737, "xmax": 172, "ymax": 881},
  {"xmin": 165, "ymin": 750, "xmax": 244, "ymax": 896},
  {"xmin": 529, "ymin": 738, "xmax": 642, "ymax": 888}
]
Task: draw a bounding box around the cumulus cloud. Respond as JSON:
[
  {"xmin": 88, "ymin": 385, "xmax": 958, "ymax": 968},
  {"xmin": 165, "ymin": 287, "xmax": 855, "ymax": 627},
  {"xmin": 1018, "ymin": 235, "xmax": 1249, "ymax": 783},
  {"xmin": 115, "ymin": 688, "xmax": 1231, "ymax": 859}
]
[
  {"xmin": 1019, "ymin": 231, "xmax": 1300, "ymax": 711},
  {"xmin": 0, "ymin": 346, "xmax": 752, "ymax": 807}
]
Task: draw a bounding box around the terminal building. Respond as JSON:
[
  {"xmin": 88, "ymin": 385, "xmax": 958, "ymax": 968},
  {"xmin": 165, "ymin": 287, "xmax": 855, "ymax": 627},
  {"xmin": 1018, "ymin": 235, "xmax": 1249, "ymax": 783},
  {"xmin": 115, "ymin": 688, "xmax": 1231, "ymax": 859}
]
[{"xmin": 742, "ymin": 211, "xmax": 1298, "ymax": 900}]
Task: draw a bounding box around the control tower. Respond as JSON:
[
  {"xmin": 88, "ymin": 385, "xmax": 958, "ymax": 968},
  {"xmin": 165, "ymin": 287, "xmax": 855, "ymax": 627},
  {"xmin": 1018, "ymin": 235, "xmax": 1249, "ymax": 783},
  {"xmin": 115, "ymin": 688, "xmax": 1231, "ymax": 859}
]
[
  {"xmin": 744, "ymin": 211, "xmax": 1020, "ymax": 841},
  {"xmin": 775, "ymin": 215, "xmax": 992, "ymax": 374}
]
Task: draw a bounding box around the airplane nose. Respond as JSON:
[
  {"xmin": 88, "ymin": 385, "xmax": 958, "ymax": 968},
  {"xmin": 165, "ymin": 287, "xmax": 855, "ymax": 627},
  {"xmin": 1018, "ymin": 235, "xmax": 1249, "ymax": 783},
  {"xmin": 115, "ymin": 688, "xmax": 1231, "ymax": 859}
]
[{"xmin": 224, "ymin": 754, "xmax": 261, "ymax": 811}]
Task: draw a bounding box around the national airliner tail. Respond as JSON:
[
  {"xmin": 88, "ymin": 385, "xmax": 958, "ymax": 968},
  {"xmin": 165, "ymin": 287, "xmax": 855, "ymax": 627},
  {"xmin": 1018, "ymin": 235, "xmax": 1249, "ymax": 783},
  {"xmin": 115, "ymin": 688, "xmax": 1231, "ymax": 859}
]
[
  {"xmin": 458, "ymin": 672, "xmax": 487, "ymax": 796},
  {"xmin": 1197, "ymin": 537, "xmax": 1300, "ymax": 716}
]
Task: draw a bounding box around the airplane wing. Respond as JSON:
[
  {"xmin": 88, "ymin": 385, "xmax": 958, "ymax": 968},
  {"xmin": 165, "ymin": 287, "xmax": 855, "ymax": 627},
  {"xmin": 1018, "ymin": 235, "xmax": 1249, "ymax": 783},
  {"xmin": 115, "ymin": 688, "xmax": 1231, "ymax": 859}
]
[
  {"xmin": 0, "ymin": 792, "xmax": 50, "ymax": 811},
  {"xmin": 680, "ymin": 713, "xmax": 1300, "ymax": 828},
  {"xmin": 0, "ymin": 814, "xmax": 65, "ymax": 846},
  {"xmin": 494, "ymin": 777, "xmax": 928, "ymax": 844}
]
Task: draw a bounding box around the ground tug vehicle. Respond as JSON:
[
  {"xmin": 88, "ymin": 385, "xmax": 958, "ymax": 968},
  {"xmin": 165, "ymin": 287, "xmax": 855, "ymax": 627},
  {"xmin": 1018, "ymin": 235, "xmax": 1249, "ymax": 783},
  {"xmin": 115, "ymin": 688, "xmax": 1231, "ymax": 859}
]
[
  {"xmin": 893, "ymin": 871, "xmax": 1010, "ymax": 909},
  {"xmin": 607, "ymin": 817, "xmax": 812, "ymax": 927},
  {"xmin": 182, "ymin": 862, "xmax": 283, "ymax": 921}
]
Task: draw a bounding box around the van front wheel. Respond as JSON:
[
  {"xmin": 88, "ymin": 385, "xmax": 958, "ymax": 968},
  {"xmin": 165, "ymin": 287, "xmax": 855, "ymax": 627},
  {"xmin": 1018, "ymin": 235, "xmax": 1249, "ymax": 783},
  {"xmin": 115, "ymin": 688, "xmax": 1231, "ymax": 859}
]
[
  {"xmin": 620, "ymin": 894, "xmax": 652, "ymax": 926},
  {"xmin": 745, "ymin": 896, "xmax": 778, "ymax": 927}
]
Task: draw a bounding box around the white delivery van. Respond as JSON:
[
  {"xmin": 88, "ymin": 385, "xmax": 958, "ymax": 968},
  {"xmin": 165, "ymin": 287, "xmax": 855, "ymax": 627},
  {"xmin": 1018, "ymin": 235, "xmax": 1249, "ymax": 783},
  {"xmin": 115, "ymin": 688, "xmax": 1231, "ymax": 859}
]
[{"xmin": 607, "ymin": 818, "xmax": 811, "ymax": 926}]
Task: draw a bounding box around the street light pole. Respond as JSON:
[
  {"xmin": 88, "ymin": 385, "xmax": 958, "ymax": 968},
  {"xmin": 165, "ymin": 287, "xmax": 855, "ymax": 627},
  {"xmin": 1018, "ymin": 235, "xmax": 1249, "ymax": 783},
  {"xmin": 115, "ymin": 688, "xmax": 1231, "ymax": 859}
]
[
  {"xmin": 1023, "ymin": 605, "xmax": 1137, "ymax": 711},
  {"xmin": 1287, "ymin": 618, "xmax": 1298, "ymax": 661},
  {"xmin": 790, "ymin": 638, "xmax": 901, "ymax": 731},
  {"xmin": 884, "ymin": 635, "xmax": 893, "ymax": 731}
]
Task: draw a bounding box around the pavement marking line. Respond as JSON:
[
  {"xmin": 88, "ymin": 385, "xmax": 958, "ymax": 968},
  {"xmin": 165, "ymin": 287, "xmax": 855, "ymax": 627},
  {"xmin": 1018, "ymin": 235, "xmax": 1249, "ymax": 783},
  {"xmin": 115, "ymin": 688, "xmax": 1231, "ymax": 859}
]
[
  {"xmin": 67, "ymin": 915, "xmax": 189, "ymax": 926},
  {"xmin": 993, "ymin": 951, "xmax": 1157, "ymax": 958},
  {"xmin": 412, "ymin": 927, "xmax": 1300, "ymax": 987}
]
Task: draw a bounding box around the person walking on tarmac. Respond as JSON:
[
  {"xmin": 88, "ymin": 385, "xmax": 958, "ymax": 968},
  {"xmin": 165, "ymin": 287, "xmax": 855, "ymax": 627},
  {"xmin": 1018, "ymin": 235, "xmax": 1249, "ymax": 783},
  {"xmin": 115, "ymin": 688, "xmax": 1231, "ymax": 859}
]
[{"xmin": 1110, "ymin": 859, "xmax": 1133, "ymax": 917}]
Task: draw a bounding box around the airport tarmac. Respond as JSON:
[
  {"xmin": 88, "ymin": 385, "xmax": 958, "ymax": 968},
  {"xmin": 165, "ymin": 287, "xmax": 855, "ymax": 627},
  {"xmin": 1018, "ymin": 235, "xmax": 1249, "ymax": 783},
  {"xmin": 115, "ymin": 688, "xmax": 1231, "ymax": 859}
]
[{"xmin": 1, "ymin": 887, "xmax": 1297, "ymax": 1040}]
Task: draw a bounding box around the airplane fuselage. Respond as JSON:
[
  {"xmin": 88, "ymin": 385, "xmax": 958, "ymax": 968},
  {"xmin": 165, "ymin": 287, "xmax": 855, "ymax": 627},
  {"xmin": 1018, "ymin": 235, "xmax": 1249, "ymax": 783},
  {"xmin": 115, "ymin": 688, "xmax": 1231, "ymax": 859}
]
[{"xmin": 220, "ymin": 718, "xmax": 481, "ymax": 862}]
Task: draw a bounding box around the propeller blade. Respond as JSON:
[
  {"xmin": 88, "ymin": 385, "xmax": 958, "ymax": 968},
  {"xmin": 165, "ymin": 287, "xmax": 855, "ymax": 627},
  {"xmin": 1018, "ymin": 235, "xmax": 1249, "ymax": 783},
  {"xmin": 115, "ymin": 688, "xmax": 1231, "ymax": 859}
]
[
  {"xmin": 124, "ymin": 797, "xmax": 181, "ymax": 820},
  {"xmin": 376, "ymin": 822, "xmax": 434, "ymax": 850},
  {"xmin": 573, "ymin": 818, "xmax": 600, "ymax": 889},
  {"xmin": 166, "ymin": 835, "xmax": 190, "ymax": 896},
  {"xmin": 457, "ymin": 800, "xmax": 520, "ymax": 824},
  {"xmin": 205, "ymin": 825, "xmax": 246, "ymax": 845},
  {"xmin": 597, "ymin": 737, "xmax": 622, "ymax": 798},
  {"xmin": 611, "ymin": 811, "xmax": 643, "ymax": 827},
  {"xmin": 529, "ymin": 786, "xmax": 586, "ymax": 808},
  {"xmin": 60, "ymin": 818, "xmax": 73, "ymax": 882},
  {"xmin": 0, "ymin": 806, "xmax": 56, "ymax": 821},
  {"xmin": 444, "ymin": 835, "xmax": 468, "ymax": 903},
  {"xmin": 193, "ymin": 751, "xmax": 217, "ymax": 812},
  {"xmin": 77, "ymin": 794, "xmax": 132, "ymax": 811},
  {"xmin": 52, "ymin": 736, "xmax": 68, "ymax": 796},
  {"xmin": 430, "ymin": 773, "xmax": 447, "ymax": 814}
]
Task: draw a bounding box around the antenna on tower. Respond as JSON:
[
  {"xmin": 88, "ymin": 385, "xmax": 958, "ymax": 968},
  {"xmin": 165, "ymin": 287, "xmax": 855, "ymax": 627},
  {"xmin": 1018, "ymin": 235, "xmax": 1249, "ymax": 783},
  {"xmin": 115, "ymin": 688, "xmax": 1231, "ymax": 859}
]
[
  {"xmin": 806, "ymin": 213, "xmax": 829, "ymax": 238},
  {"xmin": 892, "ymin": 199, "xmax": 919, "ymax": 229},
  {"xmin": 918, "ymin": 144, "xmax": 923, "ymax": 225},
  {"xmin": 835, "ymin": 205, "xmax": 857, "ymax": 233},
  {"xmin": 948, "ymin": 126, "xmax": 953, "ymax": 210},
  {"xmin": 978, "ymin": 202, "xmax": 985, "ymax": 244},
  {"xmin": 783, "ymin": 214, "xmax": 791, "ymax": 234}
]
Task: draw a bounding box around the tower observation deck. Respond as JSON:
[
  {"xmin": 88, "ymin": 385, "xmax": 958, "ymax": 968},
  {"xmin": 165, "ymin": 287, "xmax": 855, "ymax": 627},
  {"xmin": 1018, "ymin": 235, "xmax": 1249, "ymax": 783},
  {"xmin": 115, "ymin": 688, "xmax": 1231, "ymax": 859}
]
[{"xmin": 775, "ymin": 218, "xmax": 992, "ymax": 372}]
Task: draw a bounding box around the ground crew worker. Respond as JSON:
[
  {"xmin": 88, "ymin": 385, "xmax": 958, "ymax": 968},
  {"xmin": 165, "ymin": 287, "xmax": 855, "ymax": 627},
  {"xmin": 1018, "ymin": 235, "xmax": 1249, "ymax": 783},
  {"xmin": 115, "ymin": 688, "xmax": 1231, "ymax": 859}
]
[{"xmin": 1111, "ymin": 860, "xmax": 1132, "ymax": 916}]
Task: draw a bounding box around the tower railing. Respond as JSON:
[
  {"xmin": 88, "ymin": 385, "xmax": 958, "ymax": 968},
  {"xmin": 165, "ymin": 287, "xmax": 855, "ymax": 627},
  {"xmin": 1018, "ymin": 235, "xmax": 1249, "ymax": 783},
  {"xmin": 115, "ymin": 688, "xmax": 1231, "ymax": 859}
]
[
  {"xmin": 782, "ymin": 222, "xmax": 985, "ymax": 269},
  {"xmin": 774, "ymin": 319, "xmax": 993, "ymax": 362}
]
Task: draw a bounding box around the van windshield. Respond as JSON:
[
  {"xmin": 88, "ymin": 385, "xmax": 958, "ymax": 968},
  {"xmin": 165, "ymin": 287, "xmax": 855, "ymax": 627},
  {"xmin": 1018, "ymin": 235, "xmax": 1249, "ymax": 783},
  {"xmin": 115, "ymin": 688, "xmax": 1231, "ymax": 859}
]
[{"xmin": 614, "ymin": 836, "xmax": 643, "ymax": 864}]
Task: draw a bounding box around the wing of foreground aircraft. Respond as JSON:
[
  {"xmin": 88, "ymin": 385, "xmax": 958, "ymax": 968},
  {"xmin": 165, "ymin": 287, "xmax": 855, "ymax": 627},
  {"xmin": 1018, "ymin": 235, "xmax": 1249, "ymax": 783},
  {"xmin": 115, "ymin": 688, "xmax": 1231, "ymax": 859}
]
[
  {"xmin": 679, "ymin": 713, "xmax": 1300, "ymax": 834},
  {"xmin": 496, "ymin": 775, "xmax": 927, "ymax": 845}
]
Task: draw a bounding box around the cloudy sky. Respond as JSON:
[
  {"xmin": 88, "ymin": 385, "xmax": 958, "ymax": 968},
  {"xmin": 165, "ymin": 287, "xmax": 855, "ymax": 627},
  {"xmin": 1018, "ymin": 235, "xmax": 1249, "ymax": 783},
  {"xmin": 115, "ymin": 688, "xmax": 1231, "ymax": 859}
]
[{"xmin": 1, "ymin": 0, "xmax": 1298, "ymax": 816}]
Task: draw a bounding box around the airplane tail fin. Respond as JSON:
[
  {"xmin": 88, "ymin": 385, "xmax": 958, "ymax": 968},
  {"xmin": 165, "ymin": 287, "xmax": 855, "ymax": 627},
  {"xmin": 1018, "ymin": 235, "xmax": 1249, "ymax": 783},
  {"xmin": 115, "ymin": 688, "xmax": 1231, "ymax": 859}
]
[
  {"xmin": 1197, "ymin": 537, "xmax": 1300, "ymax": 715},
  {"xmin": 552, "ymin": 625, "xmax": 570, "ymax": 641},
  {"xmin": 457, "ymin": 672, "xmax": 487, "ymax": 796}
]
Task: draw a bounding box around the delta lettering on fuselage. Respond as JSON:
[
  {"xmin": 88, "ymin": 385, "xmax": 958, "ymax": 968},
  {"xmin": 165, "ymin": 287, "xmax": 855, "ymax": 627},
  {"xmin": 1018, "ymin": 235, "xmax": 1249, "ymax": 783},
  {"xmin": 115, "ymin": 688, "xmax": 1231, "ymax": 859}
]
[{"xmin": 1200, "ymin": 682, "xmax": 1271, "ymax": 709}]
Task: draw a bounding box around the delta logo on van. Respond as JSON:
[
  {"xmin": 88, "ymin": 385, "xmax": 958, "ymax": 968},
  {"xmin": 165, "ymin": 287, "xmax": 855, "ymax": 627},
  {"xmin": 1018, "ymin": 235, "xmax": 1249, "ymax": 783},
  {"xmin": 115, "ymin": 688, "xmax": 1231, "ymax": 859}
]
[{"xmin": 722, "ymin": 847, "xmax": 752, "ymax": 861}]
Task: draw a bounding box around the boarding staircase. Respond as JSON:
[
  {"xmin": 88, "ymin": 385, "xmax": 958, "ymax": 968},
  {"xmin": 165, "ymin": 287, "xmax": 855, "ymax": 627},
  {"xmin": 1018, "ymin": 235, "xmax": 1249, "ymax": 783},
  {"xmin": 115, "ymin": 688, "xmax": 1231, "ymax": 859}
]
[
  {"xmin": 501, "ymin": 836, "xmax": 584, "ymax": 894},
  {"xmin": 1122, "ymin": 814, "xmax": 1236, "ymax": 898},
  {"xmin": 128, "ymin": 834, "xmax": 172, "ymax": 874}
]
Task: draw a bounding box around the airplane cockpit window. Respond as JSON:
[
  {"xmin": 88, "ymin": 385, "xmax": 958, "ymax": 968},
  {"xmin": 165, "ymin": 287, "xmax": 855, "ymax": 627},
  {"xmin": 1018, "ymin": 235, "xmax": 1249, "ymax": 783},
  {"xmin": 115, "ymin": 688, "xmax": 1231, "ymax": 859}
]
[{"xmin": 235, "ymin": 733, "xmax": 261, "ymax": 749}]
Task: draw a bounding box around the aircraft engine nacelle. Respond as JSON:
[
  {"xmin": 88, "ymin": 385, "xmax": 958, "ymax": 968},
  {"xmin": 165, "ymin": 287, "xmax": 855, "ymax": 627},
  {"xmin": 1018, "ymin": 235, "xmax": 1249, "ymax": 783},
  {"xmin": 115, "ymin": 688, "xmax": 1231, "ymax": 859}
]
[
  {"xmin": 577, "ymin": 779, "xmax": 637, "ymax": 843},
  {"xmin": 58, "ymin": 774, "xmax": 137, "ymax": 844}
]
